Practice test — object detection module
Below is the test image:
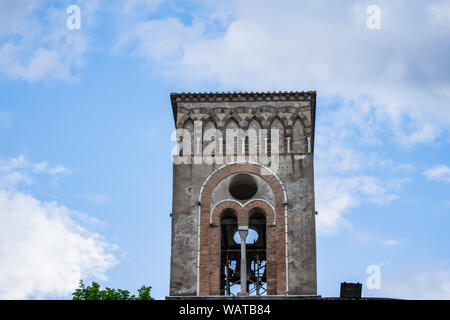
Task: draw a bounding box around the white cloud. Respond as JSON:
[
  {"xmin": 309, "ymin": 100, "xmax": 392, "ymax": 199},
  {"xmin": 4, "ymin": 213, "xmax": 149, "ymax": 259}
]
[
  {"xmin": 428, "ymin": 2, "xmax": 450, "ymax": 26},
  {"xmin": 0, "ymin": 190, "xmax": 118, "ymax": 299},
  {"xmin": 424, "ymin": 165, "xmax": 450, "ymax": 183},
  {"xmin": 0, "ymin": 0, "xmax": 41, "ymax": 37},
  {"xmin": 313, "ymin": 100, "xmax": 409, "ymax": 235},
  {"xmin": 379, "ymin": 268, "xmax": 450, "ymax": 299},
  {"xmin": 122, "ymin": 0, "xmax": 165, "ymax": 13},
  {"xmin": 0, "ymin": 0, "xmax": 97, "ymax": 82},
  {"xmin": 117, "ymin": 0, "xmax": 450, "ymax": 145},
  {"xmin": 0, "ymin": 155, "xmax": 70, "ymax": 190},
  {"xmin": 115, "ymin": 17, "xmax": 204, "ymax": 71},
  {"xmin": 315, "ymin": 175, "xmax": 397, "ymax": 235},
  {"xmin": 315, "ymin": 178, "xmax": 354, "ymax": 235},
  {"xmin": 0, "ymin": 155, "xmax": 118, "ymax": 299},
  {"xmin": 0, "ymin": 156, "xmax": 33, "ymax": 190},
  {"xmin": 32, "ymin": 161, "xmax": 71, "ymax": 176}
]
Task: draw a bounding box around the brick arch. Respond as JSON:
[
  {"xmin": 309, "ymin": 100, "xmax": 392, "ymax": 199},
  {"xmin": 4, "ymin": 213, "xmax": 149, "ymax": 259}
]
[
  {"xmin": 198, "ymin": 162, "xmax": 287, "ymax": 296},
  {"xmin": 210, "ymin": 199, "xmax": 275, "ymax": 227},
  {"xmin": 208, "ymin": 199, "xmax": 278, "ymax": 296},
  {"xmin": 243, "ymin": 200, "xmax": 275, "ymax": 226},
  {"xmin": 199, "ymin": 162, "xmax": 286, "ymax": 205},
  {"xmin": 211, "ymin": 200, "xmax": 242, "ymax": 226}
]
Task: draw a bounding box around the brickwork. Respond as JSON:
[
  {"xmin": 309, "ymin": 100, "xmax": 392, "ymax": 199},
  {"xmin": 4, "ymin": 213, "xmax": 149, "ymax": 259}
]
[{"xmin": 199, "ymin": 163, "xmax": 286, "ymax": 295}]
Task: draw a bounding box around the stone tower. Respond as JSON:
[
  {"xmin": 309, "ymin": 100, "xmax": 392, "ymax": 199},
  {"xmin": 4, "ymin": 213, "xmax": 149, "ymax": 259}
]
[{"xmin": 169, "ymin": 91, "xmax": 317, "ymax": 297}]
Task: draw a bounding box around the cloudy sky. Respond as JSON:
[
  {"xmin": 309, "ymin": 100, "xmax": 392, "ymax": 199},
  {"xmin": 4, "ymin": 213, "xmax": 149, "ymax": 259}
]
[{"xmin": 0, "ymin": 0, "xmax": 449, "ymax": 299}]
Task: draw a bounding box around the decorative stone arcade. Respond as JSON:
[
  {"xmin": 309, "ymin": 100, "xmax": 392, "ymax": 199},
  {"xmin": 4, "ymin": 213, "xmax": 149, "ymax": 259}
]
[{"xmin": 168, "ymin": 92, "xmax": 318, "ymax": 298}]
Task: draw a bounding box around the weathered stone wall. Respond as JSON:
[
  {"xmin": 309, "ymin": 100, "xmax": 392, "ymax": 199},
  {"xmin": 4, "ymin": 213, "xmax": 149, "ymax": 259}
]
[{"xmin": 281, "ymin": 154, "xmax": 317, "ymax": 295}]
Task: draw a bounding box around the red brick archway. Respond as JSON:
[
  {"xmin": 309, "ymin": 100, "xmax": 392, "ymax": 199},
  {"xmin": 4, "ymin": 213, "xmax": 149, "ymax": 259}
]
[{"xmin": 199, "ymin": 162, "xmax": 287, "ymax": 296}]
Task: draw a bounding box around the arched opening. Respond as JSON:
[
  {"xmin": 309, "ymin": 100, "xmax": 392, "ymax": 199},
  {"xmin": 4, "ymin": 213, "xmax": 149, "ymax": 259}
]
[
  {"xmin": 200, "ymin": 162, "xmax": 288, "ymax": 296},
  {"xmin": 219, "ymin": 207, "xmax": 267, "ymax": 296},
  {"xmin": 248, "ymin": 209, "xmax": 267, "ymax": 295},
  {"xmin": 202, "ymin": 119, "xmax": 218, "ymax": 156},
  {"xmin": 270, "ymin": 117, "xmax": 285, "ymax": 154},
  {"xmin": 220, "ymin": 210, "xmax": 239, "ymax": 295},
  {"xmin": 182, "ymin": 119, "xmax": 194, "ymax": 157},
  {"xmin": 247, "ymin": 118, "xmax": 262, "ymax": 155},
  {"xmin": 225, "ymin": 118, "xmax": 239, "ymax": 155},
  {"xmin": 292, "ymin": 117, "xmax": 306, "ymax": 153}
]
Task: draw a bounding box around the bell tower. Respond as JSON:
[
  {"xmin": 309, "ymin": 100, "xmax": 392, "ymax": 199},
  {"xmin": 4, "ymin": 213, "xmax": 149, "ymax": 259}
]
[{"xmin": 169, "ymin": 91, "xmax": 317, "ymax": 297}]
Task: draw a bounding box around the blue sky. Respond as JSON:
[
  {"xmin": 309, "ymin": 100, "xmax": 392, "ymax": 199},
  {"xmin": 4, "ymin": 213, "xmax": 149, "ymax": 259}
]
[{"xmin": 0, "ymin": 0, "xmax": 449, "ymax": 299}]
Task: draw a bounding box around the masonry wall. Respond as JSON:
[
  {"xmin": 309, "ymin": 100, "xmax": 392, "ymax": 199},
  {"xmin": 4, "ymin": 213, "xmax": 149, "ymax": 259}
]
[
  {"xmin": 169, "ymin": 93, "xmax": 317, "ymax": 296},
  {"xmin": 280, "ymin": 154, "xmax": 317, "ymax": 294},
  {"xmin": 170, "ymin": 163, "xmax": 215, "ymax": 296}
]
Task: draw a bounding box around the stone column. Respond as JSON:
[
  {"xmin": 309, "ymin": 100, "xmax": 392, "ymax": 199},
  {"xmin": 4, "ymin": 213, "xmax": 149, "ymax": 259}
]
[{"xmin": 238, "ymin": 226, "xmax": 248, "ymax": 296}]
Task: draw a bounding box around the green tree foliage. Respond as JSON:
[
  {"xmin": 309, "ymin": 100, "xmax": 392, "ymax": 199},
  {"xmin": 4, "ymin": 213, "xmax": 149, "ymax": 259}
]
[{"xmin": 72, "ymin": 280, "xmax": 154, "ymax": 300}]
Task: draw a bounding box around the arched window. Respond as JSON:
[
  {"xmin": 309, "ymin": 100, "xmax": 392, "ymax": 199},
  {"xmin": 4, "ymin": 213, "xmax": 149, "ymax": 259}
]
[
  {"xmin": 292, "ymin": 117, "xmax": 306, "ymax": 152},
  {"xmin": 270, "ymin": 117, "xmax": 285, "ymax": 154},
  {"xmin": 183, "ymin": 119, "xmax": 194, "ymax": 157},
  {"xmin": 247, "ymin": 118, "xmax": 262, "ymax": 157},
  {"xmin": 203, "ymin": 119, "xmax": 218, "ymax": 155},
  {"xmin": 248, "ymin": 209, "xmax": 267, "ymax": 296},
  {"xmin": 220, "ymin": 210, "xmax": 239, "ymax": 296},
  {"xmin": 225, "ymin": 118, "xmax": 239, "ymax": 155},
  {"xmin": 220, "ymin": 207, "xmax": 268, "ymax": 296}
]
